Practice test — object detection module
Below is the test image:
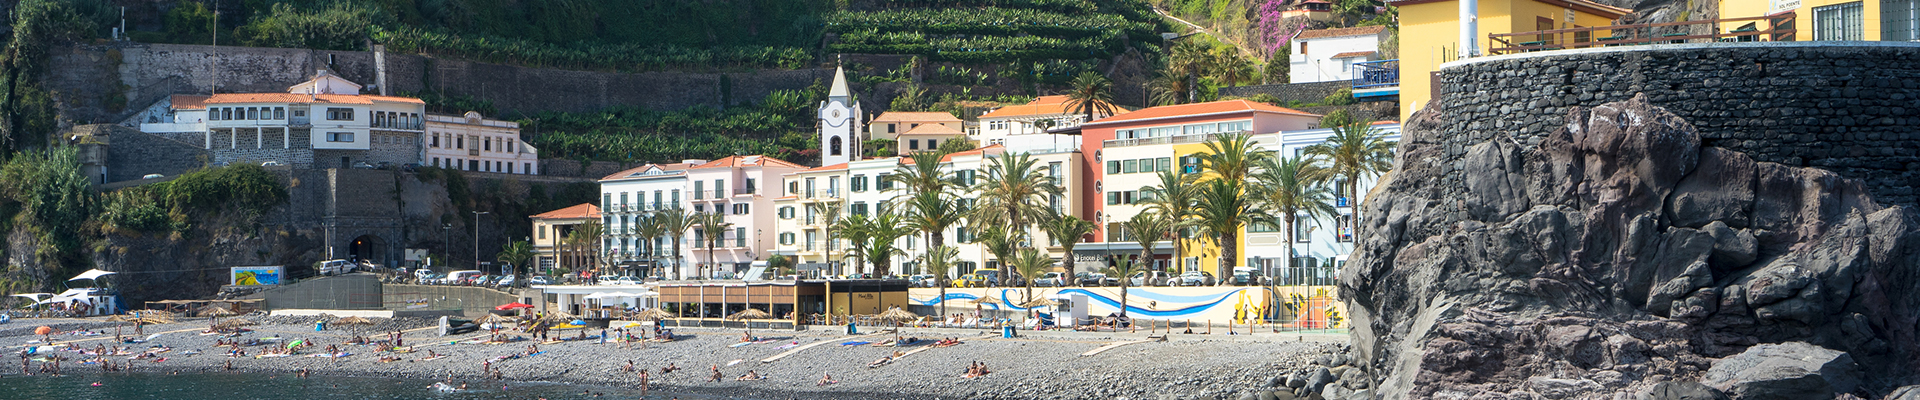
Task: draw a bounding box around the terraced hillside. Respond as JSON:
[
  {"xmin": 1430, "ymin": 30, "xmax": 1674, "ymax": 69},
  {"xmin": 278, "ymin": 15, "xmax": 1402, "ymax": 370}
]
[{"xmin": 825, "ymin": 0, "xmax": 1164, "ymax": 64}]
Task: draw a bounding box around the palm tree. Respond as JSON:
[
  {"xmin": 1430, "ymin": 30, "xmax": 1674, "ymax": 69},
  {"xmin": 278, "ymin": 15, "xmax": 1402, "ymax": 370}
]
[
  {"xmin": 1168, "ymin": 41, "xmax": 1216, "ymax": 104},
  {"xmin": 655, "ymin": 208, "xmax": 698, "ymax": 280},
  {"xmin": 833, "ymin": 213, "xmax": 875, "ymax": 275},
  {"xmin": 901, "ymin": 190, "xmax": 965, "ymax": 258},
  {"xmin": 1253, "ymin": 155, "xmax": 1340, "ymax": 273},
  {"xmin": 922, "ymin": 245, "xmax": 960, "ymax": 317},
  {"xmin": 1038, "ymin": 212, "xmax": 1095, "ymax": 277},
  {"xmin": 975, "ymin": 226, "xmax": 1019, "ymax": 287},
  {"xmin": 1102, "ymin": 212, "xmax": 1169, "ymax": 319},
  {"xmin": 634, "ymin": 213, "xmax": 667, "ymax": 278},
  {"xmin": 1140, "ymin": 170, "xmax": 1198, "ymax": 273},
  {"xmin": 1303, "ymin": 120, "xmax": 1395, "ymax": 240},
  {"xmin": 698, "ymin": 212, "xmax": 733, "ymax": 279},
  {"xmin": 890, "ymin": 151, "xmax": 955, "ymax": 197},
  {"xmin": 1191, "ymin": 179, "xmax": 1264, "ymax": 280},
  {"xmin": 1201, "ymin": 132, "xmax": 1272, "ymax": 185},
  {"xmin": 496, "ymin": 240, "xmax": 533, "ymax": 280},
  {"xmin": 1213, "ymin": 48, "xmax": 1258, "ymax": 87},
  {"xmin": 969, "ymin": 152, "xmax": 1061, "ymax": 284},
  {"xmin": 1009, "ymin": 248, "xmax": 1054, "ymax": 307},
  {"xmin": 809, "ymin": 202, "xmax": 845, "ymax": 275},
  {"xmin": 859, "ymin": 211, "xmax": 915, "ymax": 277},
  {"xmin": 1063, "ymin": 72, "xmax": 1118, "ymax": 122},
  {"xmin": 573, "ymin": 221, "xmax": 607, "ymax": 277}
]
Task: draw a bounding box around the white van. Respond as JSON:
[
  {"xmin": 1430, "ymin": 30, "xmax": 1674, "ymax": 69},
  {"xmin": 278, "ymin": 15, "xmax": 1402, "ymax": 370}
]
[
  {"xmin": 316, "ymin": 260, "xmax": 353, "ymax": 276},
  {"xmin": 444, "ymin": 270, "xmax": 483, "ymax": 285}
]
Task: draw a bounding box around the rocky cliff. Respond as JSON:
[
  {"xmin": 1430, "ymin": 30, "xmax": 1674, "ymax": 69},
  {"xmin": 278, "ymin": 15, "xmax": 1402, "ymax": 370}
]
[{"xmin": 1342, "ymin": 95, "xmax": 1920, "ymax": 399}]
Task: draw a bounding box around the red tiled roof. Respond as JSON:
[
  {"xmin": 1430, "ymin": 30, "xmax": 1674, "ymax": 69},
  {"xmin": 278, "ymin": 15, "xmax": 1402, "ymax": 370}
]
[
  {"xmin": 532, "ymin": 203, "xmax": 600, "ymax": 220},
  {"xmin": 692, "ymin": 155, "xmax": 806, "ymax": 170},
  {"xmin": 977, "ymin": 95, "xmax": 1118, "ymax": 119},
  {"xmin": 1331, "ymin": 51, "xmax": 1378, "ymax": 59},
  {"xmin": 1295, "ymin": 25, "xmax": 1388, "ymax": 40},
  {"xmin": 872, "ymin": 111, "xmax": 962, "ymax": 123},
  {"xmin": 799, "ymin": 162, "xmax": 850, "ymax": 172},
  {"xmin": 170, "ymin": 95, "xmax": 209, "ymax": 110},
  {"xmin": 1084, "ymin": 100, "xmax": 1319, "ymax": 126},
  {"xmin": 940, "ymin": 144, "xmax": 1004, "ymax": 162}
]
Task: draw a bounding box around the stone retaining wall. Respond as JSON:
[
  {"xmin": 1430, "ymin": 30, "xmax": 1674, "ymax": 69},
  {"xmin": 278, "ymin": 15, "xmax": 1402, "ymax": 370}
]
[
  {"xmin": 1220, "ymin": 81, "xmax": 1352, "ymax": 104},
  {"xmin": 1431, "ymin": 42, "xmax": 1920, "ymax": 208}
]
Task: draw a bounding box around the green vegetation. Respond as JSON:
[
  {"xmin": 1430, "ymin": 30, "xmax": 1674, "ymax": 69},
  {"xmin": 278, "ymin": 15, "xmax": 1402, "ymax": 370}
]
[
  {"xmin": 0, "ymin": 0, "xmax": 114, "ymax": 154},
  {"xmin": 824, "ymin": 0, "xmax": 1164, "ymax": 66},
  {"xmin": 98, "ymin": 164, "xmax": 290, "ymax": 235},
  {"xmin": 133, "ymin": 0, "xmax": 832, "ymax": 71},
  {"xmin": 521, "ymin": 87, "xmax": 824, "ymax": 164},
  {"xmin": 0, "ymin": 147, "xmax": 97, "ymax": 289}
]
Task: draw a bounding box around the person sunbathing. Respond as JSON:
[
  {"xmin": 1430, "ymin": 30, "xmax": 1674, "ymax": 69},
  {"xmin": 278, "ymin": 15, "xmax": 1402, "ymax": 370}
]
[
  {"xmin": 734, "ymin": 370, "xmax": 763, "ymax": 381},
  {"xmin": 817, "ymin": 373, "xmax": 838, "ymax": 386},
  {"xmin": 661, "ymin": 363, "xmax": 680, "ymax": 374},
  {"xmin": 707, "ymin": 365, "xmax": 723, "ymax": 382}
]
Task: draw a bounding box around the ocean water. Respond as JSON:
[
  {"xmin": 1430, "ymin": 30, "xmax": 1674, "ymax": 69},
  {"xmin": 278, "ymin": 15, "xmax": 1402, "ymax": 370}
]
[{"xmin": 0, "ymin": 373, "xmax": 700, "ymax": 399}]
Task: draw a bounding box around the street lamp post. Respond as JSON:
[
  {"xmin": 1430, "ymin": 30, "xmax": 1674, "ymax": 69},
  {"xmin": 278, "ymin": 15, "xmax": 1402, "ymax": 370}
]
[
  {"xmin": 441, "ymin": 223, "xmax": 451, "ymax": 272},
  {"xmin": 473, "ymin": 211, "xmax": 489, "ymax": 274}
]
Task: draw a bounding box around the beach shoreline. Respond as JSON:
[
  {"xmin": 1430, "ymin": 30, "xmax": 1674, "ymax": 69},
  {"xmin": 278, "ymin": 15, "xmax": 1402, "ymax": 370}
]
[{"xmin": 3, "ymin": 316, "xmax": 1348, "ymax": 399}]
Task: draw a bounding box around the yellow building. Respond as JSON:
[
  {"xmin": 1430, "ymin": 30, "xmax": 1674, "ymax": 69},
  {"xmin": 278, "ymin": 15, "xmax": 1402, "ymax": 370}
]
[
  {"xmin": 1722, "ymin": 0, "xmax": 1915, "ymax": 42},
  {"xmin": 530, "ymin": 203, "xmax": 601, "ymax": 275},
  {"xmin": 1393, "ymin": 0, "xmax": 1631, "ymax": 120}
]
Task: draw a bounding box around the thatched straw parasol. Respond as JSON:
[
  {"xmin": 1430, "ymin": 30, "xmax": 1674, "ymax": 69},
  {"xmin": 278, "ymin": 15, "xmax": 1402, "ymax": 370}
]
[
  {"xmin": 971, "ymin": 295, "xmax": 1004, "ymax": 306},
  {"xmin": 334, "ymin": 316, "xmax": 375, "ymax": 335},
  {"xmin": 726, "ymin": 308, "xmax": 770, "ymax": 321},
  {"xmin": 633, "ymin": 308, "xmax": 673, "ymax": 321},
  {"xmin": 195, "ymin": 305, "xmax": 235, "ymax": 318},
  {"xmin": 1016, "ymin": 298, "xmax": 1058, "ymax": 309},
  {"xmin": 876, "ymin": 307, "xmax": 920, "ymax": 345},
  {"xmin": 477, "ymin": 314, "xmax": 516, "ymax": 326}
]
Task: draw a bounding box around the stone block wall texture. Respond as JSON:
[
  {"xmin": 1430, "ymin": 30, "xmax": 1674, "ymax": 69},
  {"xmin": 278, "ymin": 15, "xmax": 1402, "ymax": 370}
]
[
  {"xmin": 48, "ymin": 43, "xmax": 835, "ymax": 125},
  {"xmin": 1220, "ymin": 81, "xmax": 1352, "ymax": 104},
  {"xmin": 1432, "ymin": 42, "xmax": 1920, "ymax": 208},
  {"xmin": 96, "ymin": 125, "xmax": 208, "ymax": 182}
]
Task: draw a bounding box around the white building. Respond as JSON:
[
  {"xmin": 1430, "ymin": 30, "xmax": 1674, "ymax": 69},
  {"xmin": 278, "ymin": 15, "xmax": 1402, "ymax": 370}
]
[
  {"xmin": 974, "ymin": 95, "xmax": 1110, "ymax": 151},
  {"xmin": 140, "ymin": 70, "xmax": 428, "ymax": 169},
  {"xmin": 684, "ymin": 155, "xmax": 806, "ymax": 278},
  {"xmin": 599, "ymin": 161, "xmax": 696, "ymax": 277},
  {"xmin": 1289, "ymin": 26, "xmax": 1389, "ymax": 84},
  {"xmin": 1245, "ymin": 121, "xmax": 1401, "ymax": 284},
  {"xmin": 425, "ymin": 111, "xmax": 538, "ymax": 175}
]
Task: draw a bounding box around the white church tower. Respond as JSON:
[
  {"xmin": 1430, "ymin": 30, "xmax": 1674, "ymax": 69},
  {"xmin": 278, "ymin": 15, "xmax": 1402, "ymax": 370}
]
[{"xmin": 818, "ymin": 65, "xmax": 862, "ymax": 166}]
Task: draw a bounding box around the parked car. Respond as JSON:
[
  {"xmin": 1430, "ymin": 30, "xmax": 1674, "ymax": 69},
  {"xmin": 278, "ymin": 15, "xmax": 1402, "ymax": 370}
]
[
  {"xmin": 315, "ymin": 259, "xmax": 353, "ymax": 276},
  {"xmin": 1074, "ymin": 272, "xmax": 1115, "ymax": 286},
  {"xmin": 906, "ymin": 274, "xmax": 934, "ymax": 287},
  {"xmin": 1175, "ymin": 271, "xmax": 1216, "ymax": 286},
  {"xmin": 612, "ymin": 276, "xmax": 640, "ymax": 285},
  {"xmin": 528, "ymin": 276, "xmax": 551, "ymax": 285},
  {"xmin": 141, "ymin": 173, "xmax": 164, "ymax": 179},
  {"xmin": 1033, "ymin": 272, "xmax": 1067, "ymax": 287},
  {"xmin": 444, "ymin": 270, "xmax": 483, "ymax": 286},
  {"xmin": 955, "ymin": 273, "xmax": 988, "ymax": 288},
  {"xmin": 1130, "ymin": 271, "xmax": 1174, "ymax": 287},
  {"xmin": 260, "ymin": 161, "xmax": 285, "ymax": 167},
  {"xmin": 419, "ymin": 273, "xmax": 445, "ymax": 284},
  {"xmin": 1230, "ymin": 267, "xmax": 1259, "ymax": 286}
]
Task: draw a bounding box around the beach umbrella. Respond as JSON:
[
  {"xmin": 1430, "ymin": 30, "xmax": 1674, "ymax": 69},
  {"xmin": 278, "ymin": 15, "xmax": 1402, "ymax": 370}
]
[
  {"xmin": 287, "ymin": 339, "xmax": 305, "ymax": 349},
  {"xmin": 1016, "ymin": 298, "xmax": 1058, "ymax": 309},
  {"xmin": 334, "ymin": 316, "xmax": 375, "ymax": 336},
  {"xmin": 34, "ymin": 326, "xmax": 51, "ymax": 342},
  {"xmin": 633, "ymin": 308, "xmax": 673, "ymax": 322},
  {"xmin": 197, "ymin": 305, "xmax": 236, "ymax": 326},
  {"xmin": 971, "ymin": 296, "xmax": 1003, "ymax": 306},
  {"xmin": 726, "ymin": 308, "xmax": 769, "ymax": 321},
  {"xmin": 477, "ymin": 314, "xmax": 516, "ymax": 326},
  {"xmin": 495, "ymin": 302, "xmax": 534, "ymax": 311},
  {"xmin": 876, "ymin": 307, "xmax": 920, "ymax": 345}
]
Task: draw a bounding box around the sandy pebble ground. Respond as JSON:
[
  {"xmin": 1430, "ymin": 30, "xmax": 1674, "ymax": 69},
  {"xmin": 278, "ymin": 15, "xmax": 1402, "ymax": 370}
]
[{"xmin": 1, "ymin": 316, "xmax": 1349, "ymax": 399}]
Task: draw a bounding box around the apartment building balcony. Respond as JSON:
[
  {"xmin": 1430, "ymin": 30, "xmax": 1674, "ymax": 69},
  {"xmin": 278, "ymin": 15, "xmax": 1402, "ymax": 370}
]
[
  {"xmin": 1351, "ymin": 59, "xmax": 1399, "ymax": 101},
  {"xmin": 1103, "ymin": 130, "xmax": 1251, "ymax": 148},
  {"xmin": 798, "ymin": 189, "xmax": 842, "ymax": 204}
]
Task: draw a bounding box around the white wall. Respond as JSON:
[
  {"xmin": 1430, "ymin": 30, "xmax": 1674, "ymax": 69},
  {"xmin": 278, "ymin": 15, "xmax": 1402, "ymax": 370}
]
[{"xmin": 1289, "ymin": 33, "xmax": 1385, "ymax": 84}]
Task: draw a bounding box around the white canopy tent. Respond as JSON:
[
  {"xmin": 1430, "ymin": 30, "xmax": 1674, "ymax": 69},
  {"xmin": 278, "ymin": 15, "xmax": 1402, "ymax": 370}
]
[{"xmin": 69, "ymin": 269, "xmax": 118, "ymax": 282}]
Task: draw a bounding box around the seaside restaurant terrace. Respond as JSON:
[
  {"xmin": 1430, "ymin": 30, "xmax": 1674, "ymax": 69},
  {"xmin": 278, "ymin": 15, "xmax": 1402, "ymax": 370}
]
[
  {"xmin": 1488, "ymin": 11, "xmax": 1799, "ymax": 54},
  {"xmin": 654, "ymin": 279, "xmax": 910, "ymax": 330}
]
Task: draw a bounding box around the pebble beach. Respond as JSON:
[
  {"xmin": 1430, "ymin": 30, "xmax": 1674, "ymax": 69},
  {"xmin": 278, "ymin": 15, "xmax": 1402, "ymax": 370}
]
[{"xmin": 2, "ymin": 316, "xmax": 1349, "ymax": 399}]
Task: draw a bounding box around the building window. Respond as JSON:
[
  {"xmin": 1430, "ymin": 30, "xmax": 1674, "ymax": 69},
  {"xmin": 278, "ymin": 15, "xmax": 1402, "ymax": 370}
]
[
  {"xmin": 484, "ymin": 138, "xmax": 492, "ymax": 151},
  {"xmin": 876, "ymin": 174, "xmax": 892, "ymax": 190},
  {"xmin": 431, "ymin": 157, "xmax": 438, "ymax": 167},
  {"xmin": 887, "ymin": 124, "xmax": 896, "ymax": 134},
  {"xmin": 927, "ymin": 139, "xmax": 938, "ymax": 149},
  {"xmin": 222, "ymin": 108, "xmax": 232, "ymax": 120},
  {"xmin": 733, "ymin": 203, "xmax": 750, "ymax": 215},
  {"xmin": 456, "ymin": 136, "xmax": 464, "ymax": 149},
  {"xmin": 274, "ymin": 107, "xmax": 285, "ymax": 119},
  {"xmin": 779, "ymin": 206, "xmax": 795, "ymax": 219},
  {"xmin": 326, "ymin": 108, "xmax": 354, "ymax": 121},
  {"xmin": 830, "ymin": 136, "xmax": 843, "ymax": 156},
  {"xmin": 293, "ymin": 110, "xmax": 305, "ymax": 117},
  {"xmin": 780, "ymin": 233, "xmax": 794, "ymax": 245},
  {"xmin": 1106, "ymin": 161, "xmax": 1120, "ymax": 174},
  {"xmin": 851, "ymin": 202, "xmax": 869, "ymax": 216},
  {"xmin": 736, "ymin": 227, "xmax": 747, "ymax": 247},
  {"xmin": 908, "ymin": 139, "xmax": 920, "ymax": 150},
  {"xmin": 1814, "ymin": 2, "xmax": 1866, "ymax": 41},
  {"xmin": 326, "ymin": 132, "xmax": 354, "ymax": 142},
  {"xmin": 1888, "ymin": 0, "xmax": 1919, "ymax": 41},
  {"xmin": 851, "ymin": 176, "xmax": 866, "ymax": 192},
  {"xmin": 744, "ymin": 178, "xmax": 756, "ymax": 194}
]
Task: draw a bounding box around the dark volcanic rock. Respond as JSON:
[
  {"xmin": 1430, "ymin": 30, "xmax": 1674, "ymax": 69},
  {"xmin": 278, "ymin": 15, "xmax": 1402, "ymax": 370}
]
[
  {"xmin": 1702, "ymin": 342, "xmax": 1858, "ymax": 400},
  {"xmin": 1634, "ymin": 382, "xmax": 1729, "ymax": 400},
  {"xmin": 1344, "ymin": 95, "xmax": 1920, "ymax": 400}
]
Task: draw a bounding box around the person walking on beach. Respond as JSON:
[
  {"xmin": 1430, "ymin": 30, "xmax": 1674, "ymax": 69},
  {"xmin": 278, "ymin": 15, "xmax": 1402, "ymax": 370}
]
[{"xmin": 637, "ymin": 368, "xmax": 650, "ymax": 393}]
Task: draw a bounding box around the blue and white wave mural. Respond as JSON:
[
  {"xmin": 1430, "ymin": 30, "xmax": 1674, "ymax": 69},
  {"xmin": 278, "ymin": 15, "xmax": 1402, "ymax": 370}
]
[{"xmin": 909, "ymin": 286, "xmax": 1338, "ymax": 324}]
